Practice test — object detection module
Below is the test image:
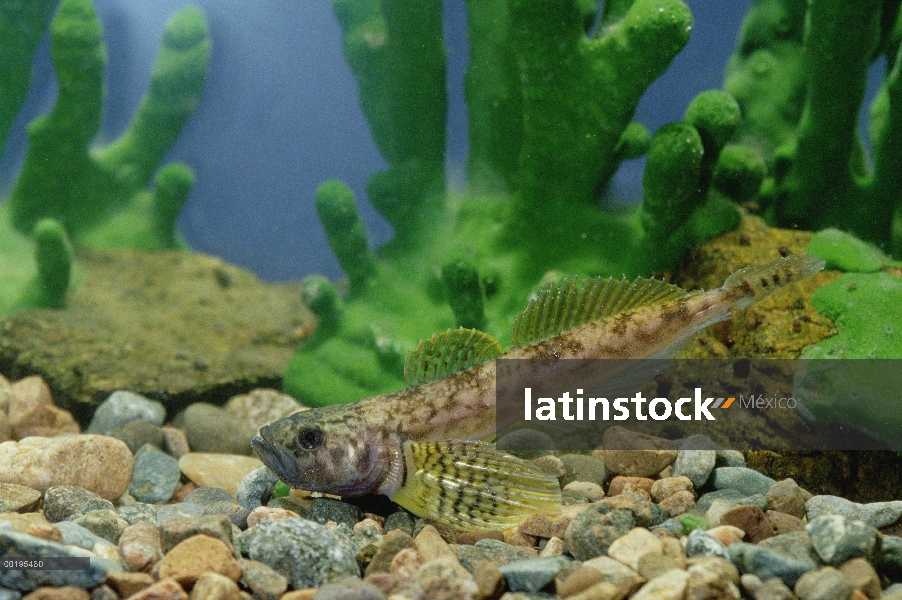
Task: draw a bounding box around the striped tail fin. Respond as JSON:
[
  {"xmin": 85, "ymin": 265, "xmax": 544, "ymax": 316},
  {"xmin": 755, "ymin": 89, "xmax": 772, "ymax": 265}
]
[{"xmin": 722, "ymin": 254, "xmax": 825, "ymax": 308}]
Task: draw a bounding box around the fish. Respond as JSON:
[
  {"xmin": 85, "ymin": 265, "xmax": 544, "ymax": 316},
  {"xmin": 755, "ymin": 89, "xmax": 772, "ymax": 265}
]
[{"xmin": 253, "ymin": 254, "xmax": 825, "ymax": 530}]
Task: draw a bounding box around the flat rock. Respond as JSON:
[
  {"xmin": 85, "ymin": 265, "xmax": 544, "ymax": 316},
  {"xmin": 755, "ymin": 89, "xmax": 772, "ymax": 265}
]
[
  {"xmin": 498, "ymin": 556, "xmax": 572, "ymax": 593},
  {"xmin": 158, "ymin": 534, "xmax": 241, "ymax": 587},
  {"xmin": 711, "ymin": 467, "xmax": 776, "ymax": 497},
  {"xmin": 729, "ymin": 541, "xmax": 816, "ymax": 587},
  {"xmin": 794, "ymin": 566, "xmax": 854, "ymax": 600},
  {"xmin": 87, "ymin": 391, "xmax": 167, "ymax": 436},
  {"xmin": 178, "ymin": 452, "xmax": 263, "ymax": 496},
  {"xmin": 0, "ymin": 249, "xmax": 312, "ymax": 420},
  {"xmin": 129, "ymin": 445, "xmax": 180, "ymax": 504},
  {"xmin": 0, "ymin": 483, "xmax": 42, "ymax": 513},
  {"xmin": 43, "ymin": 486, "xmax": 115, "ymax": 523},
  {"xmin": 805, "ymin": 495, "xmax": 902, "ymax": 528},
  {"xmin": 0, "ymin": 529, "xmax": 109, "ymax": 591},
  {"xmin": 0, "ymin": 435, "xmax": 132, "ymax": 500},
  {"xmin": 806, "ymin": 515, "xmax": 878, "ymax": 566},
  {"xmin": 174, "ymin": 403, "xmax": 257, "ymax": 455},
  {"xmin": 671, "ymin": 449, "xmax": 716, "ymax": 489}
]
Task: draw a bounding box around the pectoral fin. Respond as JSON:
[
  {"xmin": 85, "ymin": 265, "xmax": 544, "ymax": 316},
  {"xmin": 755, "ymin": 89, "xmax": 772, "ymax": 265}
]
[{"xmin": 389, "ymin": 440, "xmax": 562, "ymax": 530}]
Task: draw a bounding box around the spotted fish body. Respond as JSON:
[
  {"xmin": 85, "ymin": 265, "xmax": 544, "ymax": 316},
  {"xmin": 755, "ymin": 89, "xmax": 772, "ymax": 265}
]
[{"xmin": 253, "ymin": 254, "xmax": 825, "ymax": 529}]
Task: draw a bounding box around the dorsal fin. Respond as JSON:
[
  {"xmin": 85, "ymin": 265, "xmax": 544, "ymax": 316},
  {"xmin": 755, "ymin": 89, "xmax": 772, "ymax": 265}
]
[
  {"xmin": 511, "ymin": 276, "xmax": 689, "ymax": 347},
  {"xmin": 405, "ymin": 328, "xmax": 503, "ymax": 388}
]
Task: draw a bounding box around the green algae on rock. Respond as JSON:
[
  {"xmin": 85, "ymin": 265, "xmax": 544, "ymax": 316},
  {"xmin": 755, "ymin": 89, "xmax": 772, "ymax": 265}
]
[
  {"xmin": 0, "ymin": 250, "xmax": 313, "ymax": 422},
  {"xmin": 286, "ymin": 0, "xmax": 746, "ymax": 407},
  {"xmin": 725, "ymin": 0, "xmax": 902, "ymax": 255},
  {"xmin": 0, "ymin": 0, "xmax": 210, "ymax": 316},
  {"xmin": 806, "ymin": 228, "xmax": 897, "ymax": 273}
]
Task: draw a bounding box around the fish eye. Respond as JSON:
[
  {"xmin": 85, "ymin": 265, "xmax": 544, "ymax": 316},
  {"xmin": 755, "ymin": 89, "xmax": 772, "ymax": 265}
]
[{"xmin": 297, "ymin": 426, "xmax": 324, "ymax": 450}]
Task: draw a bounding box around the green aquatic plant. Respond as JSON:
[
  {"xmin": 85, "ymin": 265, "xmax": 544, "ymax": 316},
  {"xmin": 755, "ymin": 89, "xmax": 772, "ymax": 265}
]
[
  {"xmin": 285, "ymin": 0, "xmax": 750, "ymax": 407},
  {"xmin": 0, "ymin": 0, "xmax": 210, "ymax": 315},
  {"xmin": 724, "ymin": 0, "xmax": 902, "ymax": 255}
]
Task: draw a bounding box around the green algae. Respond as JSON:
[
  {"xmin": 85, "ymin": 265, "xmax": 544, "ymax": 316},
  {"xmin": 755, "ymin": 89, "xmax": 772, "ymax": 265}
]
[
  {"xmin": 0, "ymin": 0, "xmax": 209, "ymax": 316},
  {"xmin": 285, "ymin": 0, "xmax": 746, "ymax": 407},
  {"xmin": 806, "ymin": 228, "xmax": 896, "ymax": 273}
]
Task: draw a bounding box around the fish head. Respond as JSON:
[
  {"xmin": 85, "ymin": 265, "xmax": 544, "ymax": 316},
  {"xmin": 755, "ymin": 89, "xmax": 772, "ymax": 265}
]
[{"xmin": 251, "ymin": 406, "xmax": 400, "ymax": 497}]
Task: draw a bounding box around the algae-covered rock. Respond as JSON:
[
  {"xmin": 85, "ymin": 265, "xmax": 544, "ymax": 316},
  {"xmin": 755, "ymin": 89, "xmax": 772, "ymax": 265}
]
[
  {"xmin": 806, "ymin": 229, "xmax": 893, "ymax": 273},
  {"xmin": 0, "ymin": 249, "xmax": 312, "ymax": 421}
]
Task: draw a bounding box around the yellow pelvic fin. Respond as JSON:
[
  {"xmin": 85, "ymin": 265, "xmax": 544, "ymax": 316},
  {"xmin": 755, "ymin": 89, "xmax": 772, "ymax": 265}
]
[
  {"xmin": 404, "ymin": 328, "xmax": 502, "ymax": 388},
  {"xmin": 389, "ymin": 440, "xmax": 562, "ymax": 531},
  {"xmin": 512, "ymin": 276, "xmax": 690, "ymax": 347}
]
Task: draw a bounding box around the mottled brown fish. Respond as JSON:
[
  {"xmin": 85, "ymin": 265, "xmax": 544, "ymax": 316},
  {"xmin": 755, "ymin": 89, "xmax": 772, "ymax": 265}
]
[{"xmin": 253, "ymin": 254, "xmax": 824, "ymax": 529}]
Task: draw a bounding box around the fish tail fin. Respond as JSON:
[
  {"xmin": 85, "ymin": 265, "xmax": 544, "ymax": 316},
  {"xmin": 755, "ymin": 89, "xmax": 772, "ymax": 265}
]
[
  {"xmin": 722, "ymin": 254, "xmax": 825, "ymax": 308},
  {"xmin": 389, "ymin": 440, "xmax": 561, "ymax": 531}
]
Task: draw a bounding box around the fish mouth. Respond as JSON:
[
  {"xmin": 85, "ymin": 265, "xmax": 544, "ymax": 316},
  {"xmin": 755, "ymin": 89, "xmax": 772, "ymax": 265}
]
[{"xmin": 252, "ymin": 427, "xmax": 301, "ymax": 486}]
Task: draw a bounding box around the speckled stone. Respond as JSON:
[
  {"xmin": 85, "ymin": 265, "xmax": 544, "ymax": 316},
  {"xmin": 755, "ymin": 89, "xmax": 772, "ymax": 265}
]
[
  {"xmin": 711, "ymin": 467, "xmax": 776, "ymax": 497},
  {"xmin": 806, "ymin": 515, "xmax": 878, "ymax": 566},
  {"xmin": 203, "ymin": 500, "xmax": 252, "ymax": 529},
  {"xmin": 118, "ymin": 522, "xmax": 163, "ymax": 573},
  {"xmin": 0, "ymin": 529, "xmax": 109, "ymax": 591},
  {"xmin": 728, "ymin": 542, "xmax": 816, "ymax": 587},
  {"xmin": 0, "ymin": 483, "xmax": 42, "ymax": 513},
  {"xmin": 559, "ymin": 454, "xmax": 608, "ymax": 487},
  {"xmin": 765, "ymin": 479, "xmax": 810, "ymax": 519},
  {"xmin": 71, "ymin": 509, "xmax": 129, "ymax": 544},
  {"xmin": 793, "ymin": 567, "xmax": 854, "ymax": 600},
  {"xmin": 237, "ymin": 558, "xmax": 288, "ymax": 600},
  {"xmin": 671, "ymin": 450, "xmax": 716, "ymax": 489},
  {"xmin": 564, "ymin": 504, "xmax": 636, "ymax": 561},
  {"xmin": 685, "ymin": 529, "xmax": 730, "ymax": 560},
  {"xmin": 43, "ymin": 486, "xmax": 114, "ymax": 523},
  {"xmin": 115, "ymin": 502, "xmax": 157, "ymax": 526},
  {"xmin": 158, "ymin": 515, "xmax": 233, "ymax": 554},
  {"xmin": 498, "ymin": 556, "xmax": 572, "ymax": 593},
  {"xmin": 130, "ymin": 445, "xmax": 180, "ymax": 504},
  {"xmin": 383, "ymin": 512, "xmax": 415, "ymax": 536},
  {"xmin": 306, "ymin": 498, "xmax": 364, "ymax": 529},
  {"xmin": 87, "ymin": 391, "xmax": 166, "ymax": 436},
  {"xmin": 183, "ymin": 487, "xmax": 234, "ymax": 506}
]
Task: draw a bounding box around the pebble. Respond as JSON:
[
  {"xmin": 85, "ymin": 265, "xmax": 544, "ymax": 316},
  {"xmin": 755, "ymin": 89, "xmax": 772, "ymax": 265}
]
[
  {"xmin": 719, "ymin": 504, "xmax": 774, "ymax": 543},
  {"xmin": 767, "ymin": 510, "xmax": 807, "ymax": 534},
  {"xmin": 267, "ymin": 495, "xmax": 309, "ymax": 516},
  {"xmin": 179, "ymin": 453, "xmax": 264, "ymax": 496},
  {"xmin": 71, "ymin": 509, "xmax": 128, "ymax": 544},
  {"xmin": 608, "ymin": 476, "xmax": 655, "ymax": 496},
  {"xmin": 383, "ymin": 512, "xmax": 416, "ymax": 536},
  {"xmin": 517, "ymin": 512, "xmax": 571, "ymax": 540},
  {"xmin": 677, "ymin": 513, "xmax": 708, "ymax": 532},
  {"xmin": 631, "ymin": 568, "xmax": 689, "ymax": 600},
  {"xmin": 452, "ymin": 540, "xmax": 537, "ymax": 574},
  {"xmin": 117, "ymin": 502, "xmax": 159, "ymax": 527},
  {"xmin": 876, "ymin": 535, "xmax": 902, "ymax": 580},
  {"xmin": 187, "ymin": 571, "xmax": 241, "ymax": 600},
  {"xmin": 43, "ymin": 486, "xmax": 115, "ymax": 523},
  {"xmin": 563, "ymin": 481, "xmax": 604, "ymax": 502},
  {"xmin": 158, "ymin": 534, "xmax": 241, "ymax": 587},
  {"xmin": 237, "ymin": 558, "xmax": 288, "ymax": 600},
  {"xmin": 245, "ymin": 518, "xmax": 359, "ymax": 588},
  {"xmin": 246, "ymin": 506, "xmax": 300, "ymax": 528},
  {"xmin": 671, "ymin": 450, "xmax": 716, "ymax": 489},
  {"xmin": 564, "ymin": 504, "xmax": 636, "ymax": 560},
  {"xmin": 805, "ymin": 495, "xmax": 902, "ymax": 528},
  {"xmin": 0, "ymin": 435, "xmax": 133, "ymax": 501},
  {"xmin": 806, "ymin": 515, "xmax": 878, "ymax": 566},
  {"xmin": 184, "ymin": 487, "xmax": 235, "ymax": 506},
  {"xmin": 728, "ymin": 541, "xmax": 815, "ymax": 586},
  {"xmin": 0, "ymin": 529, "xmax": 109, "ymax": 591},
  {"xmin": 599, "ymin": 429, "xmax": 677, "ymax": 477},
  {"xmin": 0, "ymin": 412, "xmax": 10, "ymax": 443},
  {"xmin": 0, "ymin": 513, "xmax": 62, "ymax": 542},
  {"xmin": 106, "ymin": 572, "xmax": 155, "ymax": 597},
  {"xmin": 20, "ymin": 587, "xmax": 90, "ymax": 600},
  {"xmin": 532, "ymin": 455, "xmax": 566, "ymax": 479},
  {"xmin": 125, "ymin": 578, "xmax": 187, "ymax": 600},
  {"xmin": 705, "ymin": 525, "xmax": 745, "ymax": 546},
  {"xmin": 159, "ymin": 515, "xmax": 233, "ymax": 553},
  {"xmin": 539, "ymin": 536, "xmax": 565, "ymax": 558},
  {"xmin": 56, "ymin": 521, "xmax": 112, "ymax": 551},
  {"xmin": 559, "ymin": 454, "xmax": 608, "ymax": 487},
  {"xmin": 685, "ymin": 529, "xmax": 730, "ymax": 560},
  {"xmin": 685, "ymin": 557, "xmax": 741, "ymax": 600},
  {"xmin": 711, "ymin": 467, "xmax": 776, "ymax": 497},
  {"xmin": 307, "ymin": 498, "xmax": 364, "ymax": 529},
  {"xmin": 161, "ymin": 426, "xmax": 191, "ymax": 459},
  {"xmin": 650, "ymin": 476, "xmax": 694, "ymax": 503},
  {"xmin": 156, "ymin": 502, "xmax": 207, "ymax": 524},
  {"xmin": 203, "ymin": 500, "xmax": 252, "ymax": 529},
  {"xmin": 130, "ymin": 445, "xmax": 181, "ymax": 504},
  {"xmin": 401, "ymin": 555, "xmax": 479, "ymax": 600},
  {"xmin": 765, "ymin": 479, "xmax": 810, "ymax": 519},
  {"xmin": 312, "ymin": 578, "xmax": 387, "ymax": 600},
  {"xmin": 637, "ymin": 553, "xmax": 681, "ymax": 580},
  {"xmin": 608, "ymin": 527, "xmax": 662, "ymax": 570},
  {"xmin": 175, "ymin": 403, "xmax": 256, "ymax": 455},
  {"xmin": 9, "ymin": 403, "xmax": 80, "ymax": 440},
  {"xmin": 110, "ymin": 421, "xmax": 165, "ymax": 454},
  {"xmin": 498, "ymin": 556, "xmax": 572, "ymax": 593},
  {"xmin": 659, "ymin": 490, "xmax": 695, "ymax": 517},
  {"xmin": 225, "ymin": 388, "xmax": 305, "ymax": 434},
  {"xmin": 793, "ymin": 566, "xmax": 854, "ymax": 600},
  {"xmin": 365, "ymin": 530, "xmax": 416, "ymax": 576},
  {"xmin": 0, "ymin": 483, "xmax": 42, "ymax": 513},
  {"xmin": 495, "ymin": 428, "xmax": 555, "ymax": 459},
  {"xmin": 715, "ymin": 450, "xmax": 746, "ymax": 467},
  {"xmin": 87, "ymin": 391, "xmax": 166, "ymax": 436},
  {"xmin": 118, "ymin": 522, "xmax": 163, "ymax": 572},
  {"xmin": 599, "ymin": 491, "xmax": 668, "ymax": 527},
  {"xmin": 757, "ymin": 532, "xmax": 821, "ymax": 567},
  {"xmin": 838, "ymin": 558, "xmax": 880, "ymax": 600}
]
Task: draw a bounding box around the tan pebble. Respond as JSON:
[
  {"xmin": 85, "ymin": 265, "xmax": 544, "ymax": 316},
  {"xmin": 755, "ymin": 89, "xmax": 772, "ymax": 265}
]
[
  {"xmin": 850, "ymin": 591, "xmax": 870, "ymax": 600},
  {"xmin": 414, "ymin": 524, "xmax": 456, "ymax": 561},
  {"xmin": 650, "ymin": 476, "xmax": 694, "ymax": 503},
  {"xmin": 0, "ymin": 412, "xmax": 11, "ymax": 443},
  {"xmin": 172, "ymin": 481, "xmax": 198, "ymax": 503},
  {"xmin": 21, "ymin": 587, "xmax": 90, "ymax": 600},
  {"xmin": 162, "ymin": 426, "xmax": 191, "ymax": 459},
  {"xmin": 120, "ymin": 522, "xmax": 163, "ymax": 572},
  {"xmin": 11, "ymin": 404, "xmax": 80, "ymax": 440},
  {"xmin": 563, "ymin": 481, "xmax": 605, "ymax": 501},
  {"xmin": 126, "ymin": 578, "xmax": 188, "ymax": 600},
  {"xmin": 706, "ymin": 525, "xmax": 745, "ymax": 546},
  {"xmin": 686, "ymin": 557, "xmax": 741, "ymax": 599},
  {"xmin": 8, "ymin": 376, "xmax": 53, "ymax": 422},
  {"xmin": 600, "ymin": 427, "xmax": 677, "ymax": 477},
  {"xmin": 456, "ymin": 529, "xmax": 504, "ymax": 545},
  {"xmin": 0, "ymin": 434, "xmax": 133, "ymax": 500},
  {"xmin": 659, "ymin": 536, "xmax": 687, "ymax": 567},
  {"xmin": 106, "ymin": 571, "xmax": 155, "ymax": 597},
  {"xmin": 566, "ymin": 580, "xmax": 624, "ymax": 600},
  {"xmin": 839, "ymin": 557, "xmax": 881, "ymax": 600},
  {"xmin": 225, "ymin": 388, "xmax": 306, "ymax": 435},
  {"xmin": 631, "ymin": 568, "xmax": 689, "ymax": 600},
  {"xmin": 365, "ymin": 529, "xmax": 416, "ymax": 576},
  {"xmin": 246, "ymin": 506, "xmax": 300, "ymax": 528},
  {"xmin": 539, "ymin": 536, "xmax": 565, "ymax": 557},
  {"xmin": 637, "ymin": 553, "xmax": 681, "ymax": 581},
  {"xmin": 189, "ymin": 572, "xmax": 241, "ymax": 600},
  {"xmin": 659, "ymin": 490, "xmax": 696, "ymax": 517},
  {"xmin": 503, "ymin": 527, "xmax": 537, "ymax": 547},
  {"xmin": 364, "ymin": 572, "xmax": 398, "ymax": 595},
  {"xmin": 532, "ymin": 454, "xmax": 567, "ymax": 479},
  {"xmin": 608, "ymin": 476, "xmax": 655, "ymax": 496},
  {"xmin": 177, "ymin": 453, "xmax": 263, "ymax": 496},
  {"xmin": 608, "ymin": 527, "xmax": 663, "ymax": 571},
  {"xmin": 279, "ymin": 590, "xmax": 316, "ymax": 600},
  {"xmin": 557, "ymin": 564, "xmax": 605, "ymax": 597},
  {"xmin": 158, "ymin": 534, "xmax": 242, "ymax": 587},
  {"xmin": 658, "ymin": 466, "xmax": 673, "ymax": 479},
  {"xmin": 473, "ymin": 561, "xmax": 505, "ymax": 600},
  {"xmin": 390, "ymin": 547, "xmax": 423, "ymax": 586},
  {"xmin": 621, "ymin": 482, "xmax": 652, "ymax": 500},
  {"xmin": 517, "ymin": 512, "xmax": 570, "ymax": 539},
  {"xmin": 93, "ymin": 541, "xmax": 125, "ymax": 564},
  {"xmin": 767, "ymin": 510, "xmax": 806, "ymax": 534},
  {"xmin": 355, "ymin": 517, "xmax": 383, "ymax": 533},
  {"xmin": 0, "ymin": 511, "xmax": 63, "ymax": 542},
  {"xmin": 0, "ymin": 482, "xmax": 42, "ymax": 513},
  {"xmin": 704, "ymin": 498, "xmax": 735, "ymax": 527}
]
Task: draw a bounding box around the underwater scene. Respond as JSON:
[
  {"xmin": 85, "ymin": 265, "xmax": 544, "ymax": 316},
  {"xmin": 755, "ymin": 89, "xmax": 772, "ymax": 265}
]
[{"xmin": 2, "ymin": 0, "xmax": 902, "ymax": 598}]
